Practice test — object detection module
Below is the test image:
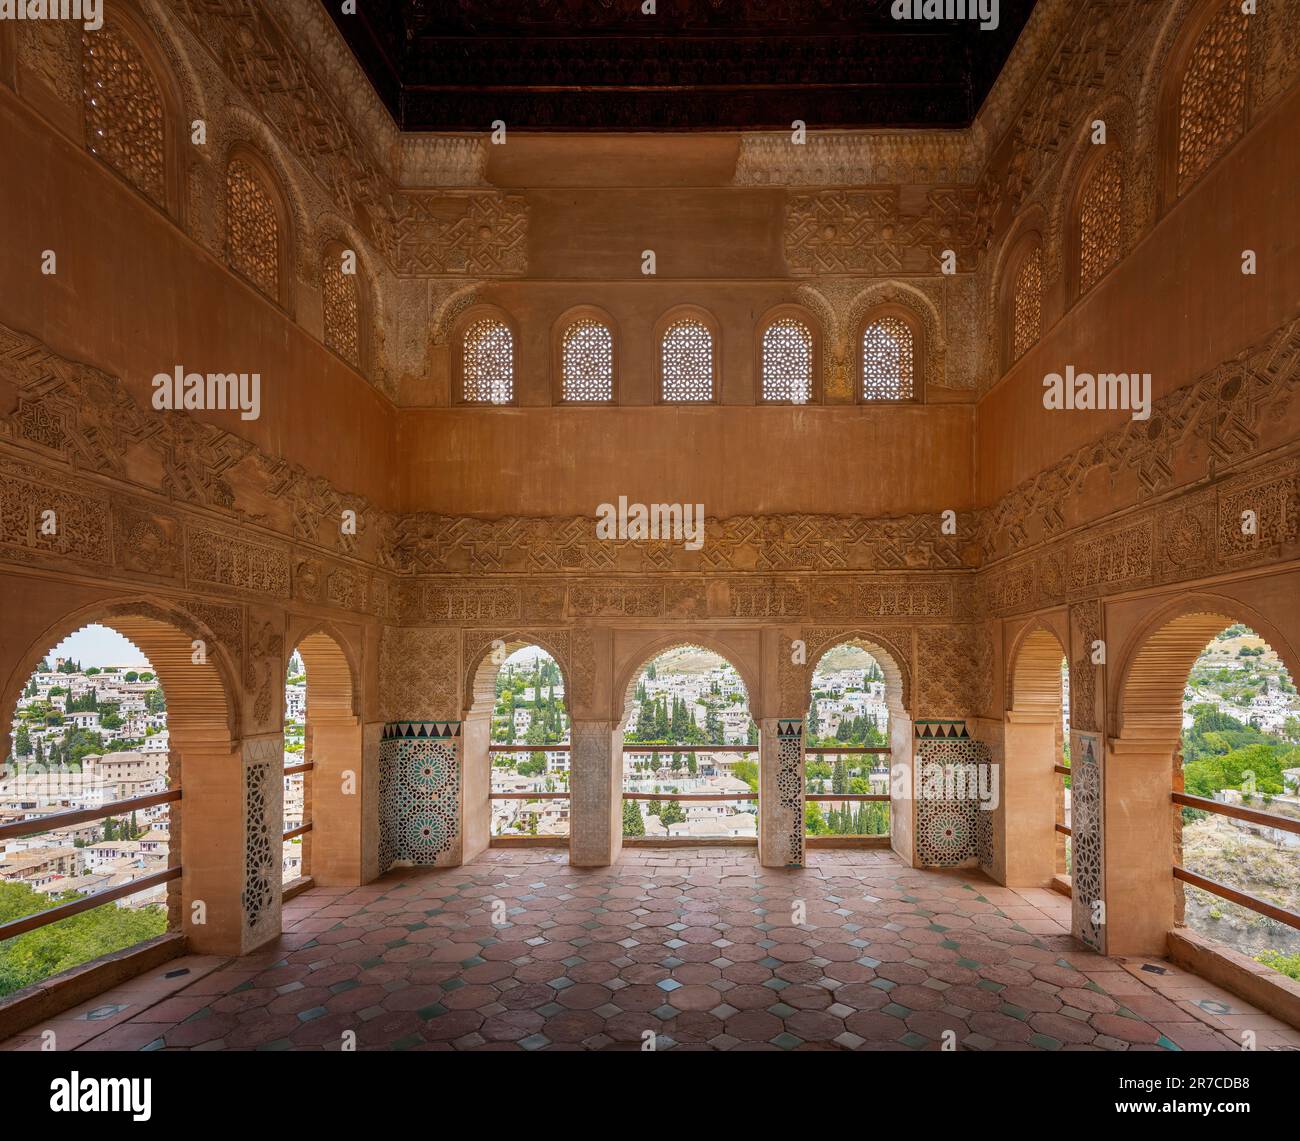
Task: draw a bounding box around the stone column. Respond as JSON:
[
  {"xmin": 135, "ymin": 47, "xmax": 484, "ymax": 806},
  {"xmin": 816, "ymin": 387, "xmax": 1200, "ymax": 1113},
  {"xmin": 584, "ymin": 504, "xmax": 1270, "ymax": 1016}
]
[
  {"xmin": 308, "ymin": 708, "xmax": 366, "ymax": 885},
  {"xmin": 759, "ymin": 718, "xmax": 804, "ymax": 868},
  {"xmin": 377, "ymin": 722, "xmax": 463, "ymax": 872},
  {"xmin": 460, "ymin": 710, "xmax": 492, "ymax": 863},
  {"xmin": 1000, "ymin": 710, "xmax": 1058, "ymax": 886},
  {"xmin": 889, "ymin": 714, "xmax": 915, "ymax": 865},
  {"xmin": 1102, "ymin": 736, "xmax": 1178, "ymax": 956},
  {"xmin": 569, "ymin": 720, "xmax": 622, "ymax": 867},
  {"xmin": 179, "ymin": 732, "xmax": 268, "ymax": 956}
]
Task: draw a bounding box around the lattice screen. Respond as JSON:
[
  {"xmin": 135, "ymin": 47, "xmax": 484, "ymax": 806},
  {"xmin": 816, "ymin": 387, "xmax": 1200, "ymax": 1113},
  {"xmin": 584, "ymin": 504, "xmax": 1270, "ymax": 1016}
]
[
  {"xmin": 462, "ymin": 318, "xmax": 514, "ymax": 403},
  {"xmin": 83, "ymin": 23, "xmax": 166, "ymax": 207},
  {"xmin": 226, "ymin": 160, "xmax": 281, "ymax": 301},
  {"xmin": 561, "ymin": 318, "xmax": 614, "ymax": 401},
  {"xmin": 762, "ymin": 318, "xmax": 813, "ymax": 403},
  {"xmin": 661, "ymin": 319, "xmax": 714, "ymax": 402},
  {"xmin": 1078, "ymin": 150, "xmax": 1122, "ymax": 294},
  {"xmin": 1177, "ymin": 2, "xmax": 1248, "ymax": 197},
  {"xmin": 1011, "ymin": 247, "xmax": 1042, "ymax": 362},
  {"xmin": 861, "ymin": 316, "xmax": 915, "ymax": 401},
  {"xmin": 323, "ymin": 255, "xmax": 360, "ymax": 368}
]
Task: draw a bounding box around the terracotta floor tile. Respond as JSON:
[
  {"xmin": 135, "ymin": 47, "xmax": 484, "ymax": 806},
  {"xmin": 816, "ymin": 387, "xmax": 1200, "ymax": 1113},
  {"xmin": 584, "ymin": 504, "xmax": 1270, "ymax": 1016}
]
[{"xmin": 5, "ymin": 847, "xmax": 1291, "ymax": 1052}]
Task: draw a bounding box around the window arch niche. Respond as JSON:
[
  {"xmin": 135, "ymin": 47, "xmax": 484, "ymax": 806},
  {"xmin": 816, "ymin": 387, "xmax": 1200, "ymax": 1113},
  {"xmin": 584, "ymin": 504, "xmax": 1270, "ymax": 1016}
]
[
  {"xmin": 321, "ymin": 241, "xmax": 365, "ymax": 371},
  {"xmin": 757, "ymin": 306, "xmax": 820, "ymax": 404},
  {"xmin": 1161, "ymin": 0, "xmax": 1249, "ymax": 206},
  {"xmin": 656, "ymin": 308, "xmax": 718, "ymax": 403},
  {"xmin": 225, "ymin": 149, "xmax": 292, "ymax": 309},
  {"xmin": 858, "ymin": 308, "xmax": 920, "ymax": 403},
  {"xmin": 1071, "ymin": 146, "xmax": 1124, "ymax": 298},
  {"xmin": 553, "ymin": 306, "xmax": 617, "ymax": 403},
  {"xmin": 1001, "ymin": 234, "xmax": 1044, "ymax": 369},
  {"xmin": 454, "ymin": 307, "xmax": 516, "ymax": 405},
  {"xmin": 81, "ymin": 10, "xmax": 185, "ymax": 219}
]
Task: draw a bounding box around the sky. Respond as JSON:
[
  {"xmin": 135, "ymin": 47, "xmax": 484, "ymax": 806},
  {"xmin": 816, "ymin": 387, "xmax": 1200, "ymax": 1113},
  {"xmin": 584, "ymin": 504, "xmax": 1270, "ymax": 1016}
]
[{"xmin": 45, "ymin": 624, "xmax": 152, "ymax": 669}]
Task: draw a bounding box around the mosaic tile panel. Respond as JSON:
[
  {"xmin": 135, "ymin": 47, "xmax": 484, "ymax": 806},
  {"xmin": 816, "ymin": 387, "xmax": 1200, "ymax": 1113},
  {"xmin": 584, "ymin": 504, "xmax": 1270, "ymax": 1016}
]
[
  {"xmin": 379, "ymin": 722, "xmax": 461, "ymax": 872},
  {"xmin": 1071, "ymin": 732, "xmax": 1105, "ymax": 953},
  {"xmin": 913, "ymin": 728, "xmax": 993, "ymax": 869}
]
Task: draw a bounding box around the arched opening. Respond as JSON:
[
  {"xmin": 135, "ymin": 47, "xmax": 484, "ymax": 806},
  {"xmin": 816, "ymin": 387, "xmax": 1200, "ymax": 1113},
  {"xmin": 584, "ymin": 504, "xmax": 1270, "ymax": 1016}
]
[
  {"xmin": 757, "ymin": 305, "xmax": 819, "ymax": 404},
  {"xmin": 1176, "ymin": 623, "xmax": 1300, "ymax": 976},
  {"xmin": 289, "ymin": 629, "xmax": 361, "ymax": 887},
  {"xmin": 282, "ymin": 647, "xmax": 308, "ymax": 886},
  {"xmin": 803, "ymin": 643, "xmax": 891, "ymax": 841},
  {"xmin": 321, "ymin": 240, "xmax": 365, "ymax": 372},
  {"xmin": 81, "ymin": 7, "xmax": 187, "ymax": 219},
  {"xmin": 489, "ymin": 645, "xmax": 570, "ymax": 844},
  {"xmin": 620, "ymin": 645, "xmax": 756, "ymax": 843},
  {"xmin": 224, "ymin": 146, "xmax": 293, "ymax": 310},
  {"xmin": 454, "ymin": 306, "xmax": 516, "ymax": 405},
  {"xmin": 859, "ymin": 310, "xmax": 919, "ymax": 402},
  {"xmin": 1, "ymin": 625, "xmax": 171, "ymax": 996},
  {"xmin": 1, "ymin": 605, "xmax": 244, "ymax": 995},
  {"xmin": 656, "ymin": 307, "xmax": 718, "ymax": 403},
  {"xmin": 1004, "ymin": 623, "xmax": 1069, "ymax": 888},
  {"xmin": 1111, "ymin": 603, "xmax": 1300, "ymax": 957},
  {"xmin": 461, "ymin": 638, "xmax": 571, "ymax": 860},
  {"xmin": 1159, "ymin": 0, "xmax": 1250, "ymax": 208},
  {"xmin": 554, "ymin": 305, "xmax": 617, "ymax": 403}
]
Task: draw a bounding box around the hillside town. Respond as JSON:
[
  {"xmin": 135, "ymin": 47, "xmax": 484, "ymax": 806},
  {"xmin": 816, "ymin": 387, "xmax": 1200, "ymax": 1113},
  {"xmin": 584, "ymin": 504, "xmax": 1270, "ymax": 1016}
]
[
  {"xmin": 282, "ymin": 650, "xmax": 307, "ymax": 882},
  {"xmin": 2, "ymin": 641, "xmax": 314, "ymax": 915},
  {"xmin": 1177, "ymin": 627, "xmax": 1300, "ymax": 968},
  {"xmin": 3, "ymin": 652, "xmax": 172, "ymax": 910},
  {"xmin": 489, "ymin": 645, "xmax": 895, "ymax": 840}
]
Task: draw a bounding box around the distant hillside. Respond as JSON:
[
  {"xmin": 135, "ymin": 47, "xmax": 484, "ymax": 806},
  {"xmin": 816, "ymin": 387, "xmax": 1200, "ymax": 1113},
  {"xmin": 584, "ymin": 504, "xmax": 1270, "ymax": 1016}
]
[
  {"xmin": 651, "ymin": 647, "xmax": 733, "ymax": 675},
  {"xmin": 817, "ymin": 644, "xmax": 883, "ymax": 673}
]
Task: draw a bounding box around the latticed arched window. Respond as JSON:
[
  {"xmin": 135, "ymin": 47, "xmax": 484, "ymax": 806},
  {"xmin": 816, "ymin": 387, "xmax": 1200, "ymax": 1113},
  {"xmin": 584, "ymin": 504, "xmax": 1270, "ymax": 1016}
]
[
  {"xmin": 561, "ymin": 319, "xmax": 614, "ymax": 401},
  {"xmin": 83, "ymin": 23, "xmax": 166, "ymax": 207},
  {"xmin": 661, "ymin": 319, "xmax": 714, "ymax": 402},
  {"xmin": 761, "ymin": 318, "xmax": 813, "ymax": 403},
  {"xmin": 1011, "ymin": 246, "xmax": 1043, "ymax": 362},
  {"xmin": 322, "ymin": 251, "xmax": 360, "ymax": 368},
  {"xmin": 1077, "ymin": 151, "xmax": 1123, "ymax": 294},
  {"xmin": 462, "ymin": 317, "xmax": 514, "ymax": 404},
  {"xmin": 226, "ymin": 159, "xmax": 281, "ymax": 301},
  {"xmin": 861, "ymin": 317, "xmax": 914, "ymax": 401},
  {"xmin": 1176, "ymin": 2, "xmax": 1248, "ymax": 197}
]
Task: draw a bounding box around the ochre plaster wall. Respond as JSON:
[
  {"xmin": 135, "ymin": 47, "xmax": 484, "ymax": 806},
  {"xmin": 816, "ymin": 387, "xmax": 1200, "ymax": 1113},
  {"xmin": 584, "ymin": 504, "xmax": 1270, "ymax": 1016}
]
[
  {"xmin": 976, "ymin": 84, "xmax": 1300, "ymax": 508},
  {"xmin": 0, "ymin": 89, "xmax": 397, "ymax": 511},
  {"xmin": 399, "ymin": 403, "xmax": 973, "ymax": 517}
]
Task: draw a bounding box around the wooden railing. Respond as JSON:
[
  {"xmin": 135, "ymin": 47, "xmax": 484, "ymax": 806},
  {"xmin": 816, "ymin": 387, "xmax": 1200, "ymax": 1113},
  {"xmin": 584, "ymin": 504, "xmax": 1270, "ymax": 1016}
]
[
  {"xmin": 0, "ymin": 788, "xmax": 181, "ymax": 943},
  {"xmin": 1172, "ymin": 791, "xmax": 1300, "ymax": 932},
  {"xmin": 282, "ymin": 760, "xmax": 314, "ymax": 886},
  {"xmin": 1055, "ymin": 762, "xmax": 1071, "ymax": 838}
]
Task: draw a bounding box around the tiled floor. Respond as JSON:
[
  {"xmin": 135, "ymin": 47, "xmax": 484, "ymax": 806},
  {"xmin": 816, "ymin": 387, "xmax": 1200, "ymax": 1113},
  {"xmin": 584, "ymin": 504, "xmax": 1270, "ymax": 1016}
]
[{"xmin": 5, "ymin": 848, "xmax": 1299, "ymax": 1051}]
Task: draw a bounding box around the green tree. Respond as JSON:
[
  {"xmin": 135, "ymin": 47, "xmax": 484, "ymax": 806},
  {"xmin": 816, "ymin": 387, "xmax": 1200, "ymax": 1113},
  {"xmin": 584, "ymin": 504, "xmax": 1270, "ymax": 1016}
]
[
  {"xmin": 659, "ymin": 801, "xmax": 685, "ymax": 827},
  {"xmin": 622, "ymin": 799, "xmax": 645, "ymax": 837},
  {"xmin": 832, "ymin": 757, "xmax": 848, "ymax": 795},
  {"xmin": 732, "ymin": 760, "xmax": 759, "ymax": 793},
  {"xmin": 805, "ymin": 802, "xmax": 827, "ymax": 835},
  {"xmin": 15, "ymin": 724, "xmax": 31, "ymax": 758},
  {"xmin": 705, "ymin": 706, "xmax": 722, "ymax": 744},
  {"xmin": 0, "ymin": 882, "xmax": 167, "ymax": 997}
]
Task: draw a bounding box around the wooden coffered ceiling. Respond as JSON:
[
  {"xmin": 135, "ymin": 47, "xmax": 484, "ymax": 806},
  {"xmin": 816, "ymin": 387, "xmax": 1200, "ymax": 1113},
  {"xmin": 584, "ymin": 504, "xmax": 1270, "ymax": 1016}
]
[{"xmin": 327, "ymin": 0, "xmax": 1039, "ymax": 132}]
